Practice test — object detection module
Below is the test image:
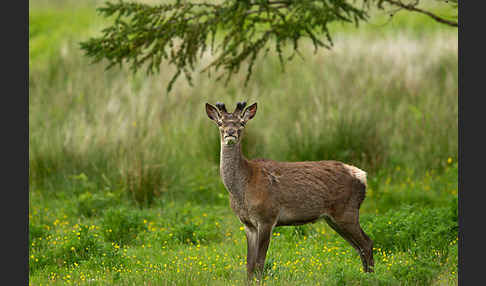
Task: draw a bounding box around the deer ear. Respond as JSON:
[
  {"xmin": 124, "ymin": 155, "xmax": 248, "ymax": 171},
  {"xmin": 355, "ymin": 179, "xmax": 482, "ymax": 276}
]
[
  {"xmin": 205, "ymin": 103, "xmax": 220, "ymax": 122},
  {"xmin": 242, "ymin": 102, "xmax": 257, "ymax": 122}
]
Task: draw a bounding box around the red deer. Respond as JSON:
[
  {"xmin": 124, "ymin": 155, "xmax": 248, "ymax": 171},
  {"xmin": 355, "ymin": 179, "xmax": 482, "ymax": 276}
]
[{"xmin": 205, "ymin": 101, "xmax": 374, "ymax": 280}]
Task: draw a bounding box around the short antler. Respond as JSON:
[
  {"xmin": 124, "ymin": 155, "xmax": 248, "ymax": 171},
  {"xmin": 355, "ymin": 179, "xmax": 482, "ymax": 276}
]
[
  {"xmin": 215, "ymin": 102, "xmax": 227, "ymax": 113},
  {"xmin": 234, "ymin": 101, "xmax": 247, "ymax": 115}
]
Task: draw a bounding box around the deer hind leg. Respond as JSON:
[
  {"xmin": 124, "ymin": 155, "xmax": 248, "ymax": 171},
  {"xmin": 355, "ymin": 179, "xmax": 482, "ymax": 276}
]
[
  {"xmin": 324, "ymin": 216, "xmax": 369, "ymax": 270},
  {"xmin": 325, "ymin": 212, "xmax": 374, "ymax": 273},
  {"xmin": 358, "ymin": 224, "xmax": 374, "ymax": 271}
]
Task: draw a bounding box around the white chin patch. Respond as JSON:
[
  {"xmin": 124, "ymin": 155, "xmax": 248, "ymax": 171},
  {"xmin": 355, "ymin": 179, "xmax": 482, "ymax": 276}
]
[{"xmin": 224, "ymin": 137, "xmax": 237, "ymax": 145}]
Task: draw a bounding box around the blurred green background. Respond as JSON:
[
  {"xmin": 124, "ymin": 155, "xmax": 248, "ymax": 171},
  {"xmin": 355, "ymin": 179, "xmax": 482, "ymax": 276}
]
[{"xmin": 29, "ymin": 0, "xmax": 458, "ymax": 285}]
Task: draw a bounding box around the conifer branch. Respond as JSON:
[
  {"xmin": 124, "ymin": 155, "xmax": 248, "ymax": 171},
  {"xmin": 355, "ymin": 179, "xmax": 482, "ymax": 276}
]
[{"xmin": 80, "ymin": 0, "xmax": 457, "ymax": 93}]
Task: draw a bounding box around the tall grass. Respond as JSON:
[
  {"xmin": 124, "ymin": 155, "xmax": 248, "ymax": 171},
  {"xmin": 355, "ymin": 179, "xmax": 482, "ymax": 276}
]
[{"xmin": 29, "ymin": 19, "xmax": 457, "ymax": 203}]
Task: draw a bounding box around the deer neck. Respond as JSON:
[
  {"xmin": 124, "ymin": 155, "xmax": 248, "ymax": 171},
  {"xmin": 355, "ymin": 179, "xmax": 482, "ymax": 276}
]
[{"xmin": 220, "ymin": 142, "xmax": 250, "ymax": 198}]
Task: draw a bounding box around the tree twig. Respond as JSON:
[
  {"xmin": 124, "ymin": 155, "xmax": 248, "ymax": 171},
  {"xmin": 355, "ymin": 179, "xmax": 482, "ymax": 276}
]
[{"xmin": 385, "ymin": 0, "xmax": 458, "ymax": 27}]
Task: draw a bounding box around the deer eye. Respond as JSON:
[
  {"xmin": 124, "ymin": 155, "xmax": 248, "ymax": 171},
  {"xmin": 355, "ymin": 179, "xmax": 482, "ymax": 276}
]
[
  {"xmin": 240, "ymin": 121, "xmax": 246, "ymax": 127},
  {"xmin": 217, "ymin": 121, "xmax": 223, "ymax": 126}
]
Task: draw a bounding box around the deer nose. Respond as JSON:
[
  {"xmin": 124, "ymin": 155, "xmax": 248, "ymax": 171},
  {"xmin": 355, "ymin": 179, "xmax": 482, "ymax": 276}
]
[{"xmin": 226, "ymin": 129, "xmax": 236, "ymax": 137}]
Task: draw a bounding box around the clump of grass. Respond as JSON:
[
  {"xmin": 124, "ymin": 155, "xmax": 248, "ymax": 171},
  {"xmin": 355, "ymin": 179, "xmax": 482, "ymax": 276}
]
[
  {"xmin": 123, "ymin": 158, "xmax": 165, "ymax": 207},
  {"xmin": 101, "ymin": 207, "xmax": 149, "ymax": 245},
  {"xmin": 285, "ymin": 113, "xmax": 388, "ymax": 173},
  {"xmin": 58, "ymin": 224, "xmax": 106, "ymax": 266},
  {"xmin": 29, "ymin": 221, "xmax": 49, "ymax": 244},
  {"xmin": 77, "ymin": 191, "xmax": 119, "ymax": 217},
  {"xmin": 173, "ymin": 223, "xmax": 201, "ymax": 245},
  {"xmin": 172, "ymin": 219, "xmax": 224, "ymax": 245}
]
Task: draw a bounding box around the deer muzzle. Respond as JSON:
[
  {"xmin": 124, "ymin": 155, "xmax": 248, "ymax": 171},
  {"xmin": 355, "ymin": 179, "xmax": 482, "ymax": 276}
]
[{"xmin": 224, "ymin": 135, "xmax": 237, "ymax": 145}]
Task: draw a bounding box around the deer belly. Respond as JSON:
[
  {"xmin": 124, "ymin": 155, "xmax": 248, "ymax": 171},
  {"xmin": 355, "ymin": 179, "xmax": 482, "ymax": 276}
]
[{"xmin": 276, "ymin": 207, "xmax": 325, "ymax": 226}]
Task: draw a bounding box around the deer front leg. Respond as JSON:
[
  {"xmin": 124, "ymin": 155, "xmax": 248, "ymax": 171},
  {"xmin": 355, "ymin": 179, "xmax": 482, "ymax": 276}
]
[
  {"xmin": 244, "ymin": 225, "xmax": 258, "ymax": 281},
  {"xmin": 254, "ymin": 223, "xmax": 274, "ymax": 279}
]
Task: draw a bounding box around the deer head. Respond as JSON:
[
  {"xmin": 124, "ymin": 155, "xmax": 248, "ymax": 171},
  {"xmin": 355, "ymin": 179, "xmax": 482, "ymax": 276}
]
[{"xmin": 205, "ymin": 101, "xmax": 258, "ymax": 146}]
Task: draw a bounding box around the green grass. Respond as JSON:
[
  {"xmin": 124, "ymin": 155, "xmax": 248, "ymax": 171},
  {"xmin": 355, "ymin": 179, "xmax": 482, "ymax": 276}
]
[
  {"xmin": 29, "ymin": 1, "xmax": 458, "ymax": 285},
  {"xmin": 29, "ymin": 165, "xmax": 458, "ymax": 285}
]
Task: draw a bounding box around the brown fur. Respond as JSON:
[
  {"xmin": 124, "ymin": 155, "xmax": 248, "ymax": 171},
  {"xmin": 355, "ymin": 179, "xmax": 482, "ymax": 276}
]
[{"xmin": 205, "ymin": 102, "xmax": 374, "ymax": 280}]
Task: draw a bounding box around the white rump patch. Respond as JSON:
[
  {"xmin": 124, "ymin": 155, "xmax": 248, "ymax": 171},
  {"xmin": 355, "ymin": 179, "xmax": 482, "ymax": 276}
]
[{"xmin": 343, "ymin": 164, "xmax": 367, "ymax": 187}]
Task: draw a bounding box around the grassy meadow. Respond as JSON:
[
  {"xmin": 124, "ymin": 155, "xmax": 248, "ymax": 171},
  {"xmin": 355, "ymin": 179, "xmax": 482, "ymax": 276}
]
[{"xmin": 29, "ymin": 1, "xmax": 458, "ymax": 285}]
